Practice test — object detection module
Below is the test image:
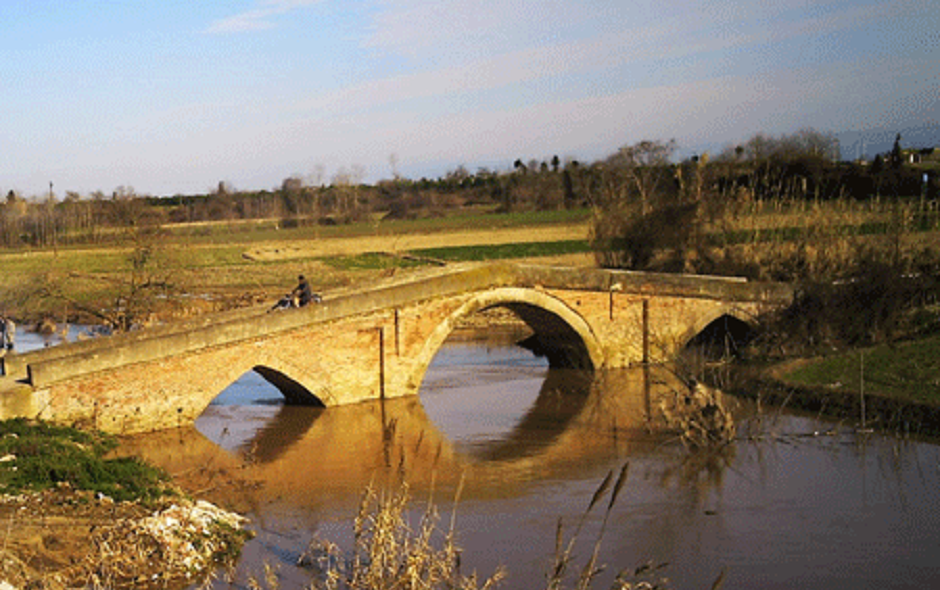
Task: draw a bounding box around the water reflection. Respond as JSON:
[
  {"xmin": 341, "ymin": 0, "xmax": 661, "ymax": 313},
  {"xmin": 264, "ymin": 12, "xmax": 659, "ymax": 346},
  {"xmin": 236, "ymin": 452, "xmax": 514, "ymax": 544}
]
[
  {"xmin": 116, "ymin": 340, "xmax": 940, "ymax": 590},
  {"xmin": 250, "ymin": 366, "xmax": 657, "ymax": 482},
  {"xmin": 119, "ymin": 346, "xmax": 686, "ymax": 523}
]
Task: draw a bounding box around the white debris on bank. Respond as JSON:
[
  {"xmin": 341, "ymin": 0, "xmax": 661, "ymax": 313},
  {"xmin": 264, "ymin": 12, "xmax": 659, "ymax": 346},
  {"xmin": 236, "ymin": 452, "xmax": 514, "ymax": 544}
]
[
  {"xmin": 0, "ymin": 496, "xmax": 250, "ymax": 590},
  {"xmin": 134, "ymin": 500, "xmax": 247, "ymax": 568},
  {"xmin": 126, "ymin": 500, "xmax": 247, "ymax": 570},
  {"xmin": 91, "ymin": 498, "xmax": 251, "ymax": 587}
]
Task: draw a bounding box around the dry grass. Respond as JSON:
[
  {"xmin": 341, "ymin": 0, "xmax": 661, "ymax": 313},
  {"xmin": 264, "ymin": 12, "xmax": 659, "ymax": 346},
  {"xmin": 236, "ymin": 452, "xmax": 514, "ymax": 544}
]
[
  {"xmin": 79, "ymin": 500, "xmax": 248, "ymax": 589},
  {"xmin": 247, "ymin": 467, "xmax": 698, "ymax": 590},
  {"xmin": 0, "ymin": 494, "xmax": 249, "ymax": 590},
  {"xmin": 295, "ymin": 480, "xmax": 505, "ymax": 590},
  {"xmin": 705, "ymin": 195, "xmax": 940, "ymax": 282},
  {"xmin": 660, "ymin": 381, "xmax": 736, "ymax": 450}
]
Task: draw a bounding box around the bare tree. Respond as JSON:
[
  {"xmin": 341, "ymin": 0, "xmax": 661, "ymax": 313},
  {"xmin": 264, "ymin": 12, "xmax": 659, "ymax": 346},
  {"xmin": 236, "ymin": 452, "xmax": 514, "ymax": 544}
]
[{"xmin": 602, "ymin": 139, "xmax": 677, "ymax": 215}]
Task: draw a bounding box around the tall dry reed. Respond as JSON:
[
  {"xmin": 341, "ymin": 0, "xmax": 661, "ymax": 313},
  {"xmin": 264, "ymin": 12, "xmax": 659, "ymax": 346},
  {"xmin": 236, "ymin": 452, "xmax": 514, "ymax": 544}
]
[
  {"xmin": 300, "ymin": 479, "xmax": 504, "ymax": 590},
  {"xmin": 276, "ymin": 466, "xmax": 727, "ymax": 590}
]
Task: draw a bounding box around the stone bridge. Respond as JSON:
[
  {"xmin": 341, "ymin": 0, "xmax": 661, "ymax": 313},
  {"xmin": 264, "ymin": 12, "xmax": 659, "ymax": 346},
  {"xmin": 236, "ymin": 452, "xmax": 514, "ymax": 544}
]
[{"xmin": 0, "ymin": 263, "xmax": 792, "ymax": 433}]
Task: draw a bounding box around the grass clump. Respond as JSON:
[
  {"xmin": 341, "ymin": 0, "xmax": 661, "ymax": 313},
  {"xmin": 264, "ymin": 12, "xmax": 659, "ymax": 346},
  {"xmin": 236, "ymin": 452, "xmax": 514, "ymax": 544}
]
[
  {"xmin": 325, "ymin": 252, "xmax": 433, "ymax": 271},
  {"xmin": 0, "ymin": 418, "xmax": 172, "ymax": 503},
  {"xmin": 660, "ymin": 381, "xmax": 736, "ymax": 450},
  {"xmin": 323, "ymin": 239, "xmax": 592, "ymax": 271}
]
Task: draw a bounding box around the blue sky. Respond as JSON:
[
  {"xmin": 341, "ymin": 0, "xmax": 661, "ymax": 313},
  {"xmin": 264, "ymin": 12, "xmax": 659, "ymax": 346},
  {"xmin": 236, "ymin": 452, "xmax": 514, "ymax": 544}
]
[{"xmin": 2, "ymin": 0, "xmax": 938, "ymax": 197}]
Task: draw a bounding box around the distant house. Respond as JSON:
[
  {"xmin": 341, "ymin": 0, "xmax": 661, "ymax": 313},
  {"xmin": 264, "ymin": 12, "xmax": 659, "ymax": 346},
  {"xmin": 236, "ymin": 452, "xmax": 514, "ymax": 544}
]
[
  {"xmin": 919, "ymin": 147, "xmax": 940, "ymax": 162},
  {"xmin": 901, "ymin": 147, "xmax": 940, "ymax": 164}
]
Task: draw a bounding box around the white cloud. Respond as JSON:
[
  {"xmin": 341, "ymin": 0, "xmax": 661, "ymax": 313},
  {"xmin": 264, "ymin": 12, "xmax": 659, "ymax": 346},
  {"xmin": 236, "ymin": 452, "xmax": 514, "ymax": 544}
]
[{"xmin": 205, "ymin": 0, "xmax": 323, "ymax": 34}]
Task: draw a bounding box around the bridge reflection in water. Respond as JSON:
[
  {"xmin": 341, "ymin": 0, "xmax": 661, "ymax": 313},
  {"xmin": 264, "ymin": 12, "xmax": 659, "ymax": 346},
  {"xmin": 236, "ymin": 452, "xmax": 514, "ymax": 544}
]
[{"xmin": 118, "ymin": 358, "xmax": 688, "ymax": 514}]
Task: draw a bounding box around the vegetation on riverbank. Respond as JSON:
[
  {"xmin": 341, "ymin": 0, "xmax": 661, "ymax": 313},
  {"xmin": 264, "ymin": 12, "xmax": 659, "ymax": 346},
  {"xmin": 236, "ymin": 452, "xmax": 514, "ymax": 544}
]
[
  {"xmin": 701, "ymin": 255, "xmax": 940, "ymax": 436},
  {"xmin": 782, "ymin": 333, "xmax": 940, "ymax": 406},
  {"xmin": 0, "ymin": 418, "xmax": 170, "ymax": 502},
  {"xmin": 573, "ymin": 134, "xmax": 940, "ymax": 434},
  {"xmin": 0, "ymin": 419, "xmax": 251, "ymax": 590},
  {"xmin": 718, "ymin": 332, "xmax": 940, "ymax": 437}
]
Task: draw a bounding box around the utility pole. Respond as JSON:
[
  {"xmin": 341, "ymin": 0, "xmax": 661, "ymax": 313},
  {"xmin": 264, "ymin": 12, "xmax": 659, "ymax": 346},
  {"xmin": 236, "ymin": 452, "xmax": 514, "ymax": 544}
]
[{"xmin": 50, "ymin": 181, "xmax": 58, "ymax": 257}]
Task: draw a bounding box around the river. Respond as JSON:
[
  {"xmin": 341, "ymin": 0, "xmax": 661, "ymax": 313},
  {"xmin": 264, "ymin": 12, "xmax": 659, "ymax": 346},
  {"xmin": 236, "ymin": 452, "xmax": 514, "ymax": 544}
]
[{"xmin": 105, "ymin": 333, "xmax": 940, "ymax": 589}]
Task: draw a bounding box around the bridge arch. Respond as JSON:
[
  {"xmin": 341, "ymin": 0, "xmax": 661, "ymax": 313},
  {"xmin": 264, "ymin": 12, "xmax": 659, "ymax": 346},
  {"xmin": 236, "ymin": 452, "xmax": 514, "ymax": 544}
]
[
  {"xmin": 406, "ymin": 287, "xmax": 605, "ymax": 394},
  {"xmin": 178, "ymin": 360, "xmax": 329, "ymax": 425},
  {"xmin": 678, "ymin": 306, "xmax": 760, "ymax": 358},
  {"xmin": 253, "ymin": 366, "xmax": 326, "ymax": 407}
]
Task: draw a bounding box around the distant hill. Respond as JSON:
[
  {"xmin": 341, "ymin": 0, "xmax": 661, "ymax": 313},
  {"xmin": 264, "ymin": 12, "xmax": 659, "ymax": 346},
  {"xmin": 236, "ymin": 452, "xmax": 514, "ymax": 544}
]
[{"xmin": 837, "ymin": 123, "xmax": 940, "ymax": 161}]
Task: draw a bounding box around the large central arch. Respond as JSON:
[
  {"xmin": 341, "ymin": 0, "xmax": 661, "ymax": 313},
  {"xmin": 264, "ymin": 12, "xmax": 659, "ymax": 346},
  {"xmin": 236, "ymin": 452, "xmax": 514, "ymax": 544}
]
[{"xmin": 406, "ymin": 287, "xmax": 605, "ymax": 394}]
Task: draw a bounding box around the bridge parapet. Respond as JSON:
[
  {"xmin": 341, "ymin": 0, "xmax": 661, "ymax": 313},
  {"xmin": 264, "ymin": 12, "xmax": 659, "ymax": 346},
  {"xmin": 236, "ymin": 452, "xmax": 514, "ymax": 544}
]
[
  {"xmin": 19, "ymin": 263, "xmax": 513, "ymax": 386},
  {"xmin": 510, "ymin": 263, "xmax": 790, "ymax": 303}
]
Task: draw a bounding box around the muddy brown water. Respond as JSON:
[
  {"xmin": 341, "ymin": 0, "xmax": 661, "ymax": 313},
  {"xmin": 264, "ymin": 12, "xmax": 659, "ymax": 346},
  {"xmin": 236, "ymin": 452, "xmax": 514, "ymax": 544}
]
[{"xmin": 111, "ymin": 336, "xmax": 940, "ymax": 590}]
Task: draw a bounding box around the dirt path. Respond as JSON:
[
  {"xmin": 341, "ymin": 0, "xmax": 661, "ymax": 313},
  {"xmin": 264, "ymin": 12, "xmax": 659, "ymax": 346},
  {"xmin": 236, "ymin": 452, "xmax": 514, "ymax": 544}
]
[{"xmin": 242, "ymin": 223, "xmax": 589, "ymax": 261}]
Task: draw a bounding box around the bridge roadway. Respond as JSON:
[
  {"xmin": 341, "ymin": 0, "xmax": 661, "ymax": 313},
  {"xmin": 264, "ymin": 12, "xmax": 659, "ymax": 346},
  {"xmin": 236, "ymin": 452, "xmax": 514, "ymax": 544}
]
[{"xmin": 0, "ymin": 262, "xmax": 792, "ymax": 434}]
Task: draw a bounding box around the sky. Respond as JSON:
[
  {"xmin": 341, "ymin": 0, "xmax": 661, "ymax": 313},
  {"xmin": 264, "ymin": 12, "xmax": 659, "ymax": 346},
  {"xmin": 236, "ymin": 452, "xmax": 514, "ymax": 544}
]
[{"xmin": 1, "ymin": 0, "xmax": 938, "ymax": 197}]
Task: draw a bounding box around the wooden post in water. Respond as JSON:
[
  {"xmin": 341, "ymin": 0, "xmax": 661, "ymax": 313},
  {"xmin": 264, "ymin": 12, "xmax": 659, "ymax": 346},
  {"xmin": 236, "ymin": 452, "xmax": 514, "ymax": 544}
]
[
  {"xmin": 394, "ymin": 308, "xmax": 401, "ymax": 356},
  {"xmin": 642, "ymin": 299, "xmax": 651, "ymax": 421},
  {"xmin": 378, "ymin": 327, "xmax": 386, "ymax": 400},
  {"xmin": 859, "ymin": 351, "xmax": 866, "ymax": 430}
]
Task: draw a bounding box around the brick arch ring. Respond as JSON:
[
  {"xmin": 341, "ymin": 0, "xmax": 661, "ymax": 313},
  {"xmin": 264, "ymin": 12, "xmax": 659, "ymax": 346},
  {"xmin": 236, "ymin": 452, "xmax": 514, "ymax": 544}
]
[{"xmin": 405, "ymin": 287, "xmax": 606, "ymax": 394}]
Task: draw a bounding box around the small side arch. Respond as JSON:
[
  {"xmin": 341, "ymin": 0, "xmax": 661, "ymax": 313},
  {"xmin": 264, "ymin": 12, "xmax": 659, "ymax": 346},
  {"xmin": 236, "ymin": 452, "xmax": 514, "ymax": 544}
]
[
  {"xmin": 406, "ymin": 287, "xmax": 605, "ymax": 393},
  {"xmin": 680, "ymin": 306, "xmax": 760, "ymax": 360},
  {"xmin": 254, "ymin": 365, "xmax": 326, "ymax": 407}
]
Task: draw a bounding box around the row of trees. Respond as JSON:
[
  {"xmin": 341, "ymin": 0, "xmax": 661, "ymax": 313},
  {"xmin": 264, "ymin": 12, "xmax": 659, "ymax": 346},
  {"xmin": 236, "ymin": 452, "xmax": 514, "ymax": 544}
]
[{"xmin": 1, "ymin": 128, "xmax": 936, "ymax": 252}]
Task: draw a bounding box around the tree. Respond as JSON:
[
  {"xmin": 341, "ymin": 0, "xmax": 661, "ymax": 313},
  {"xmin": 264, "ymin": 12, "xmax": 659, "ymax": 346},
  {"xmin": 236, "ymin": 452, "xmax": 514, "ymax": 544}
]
[
  {"xmin": 330, "ymin": 165, "xmax": 367, "ymax": 220},
  {"xmin": 31, "ymin": 187, "xmax": 179, "ymax": 331},
  {"xmin": 562, "ymin": 169, "xmax": 576, "ymax": 209},
  {"xmin": 599, "ymin": 139, "xmax": 677, "ymax": 215},
  {"xmin": 280, "ymin": 176, "xmax": 304, "ymax": 217},
  {"xmin": 890, "ymin": 133, "xmax": 903, "ymax": 170}
]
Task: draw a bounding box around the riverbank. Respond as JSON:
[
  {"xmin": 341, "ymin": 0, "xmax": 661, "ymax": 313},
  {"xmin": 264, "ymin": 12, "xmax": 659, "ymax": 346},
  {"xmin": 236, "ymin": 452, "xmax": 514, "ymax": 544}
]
[
  {"xmin": 0, "ymin": 489, "xmax": 248, "ymax": 590},
  {"xmin": 0, "ymin": 419, "xmax": 251, "ymax": 589},
  {"xmin": 724, "ymin": 332, "xmax": 940, "ymax": 437}
]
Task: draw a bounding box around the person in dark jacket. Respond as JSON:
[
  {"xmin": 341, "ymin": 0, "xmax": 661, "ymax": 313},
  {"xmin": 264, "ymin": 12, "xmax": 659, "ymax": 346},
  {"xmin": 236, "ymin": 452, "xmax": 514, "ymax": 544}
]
[{"xmin": 292, "ymin": 275, "xmax": 314, "ymax": 307}]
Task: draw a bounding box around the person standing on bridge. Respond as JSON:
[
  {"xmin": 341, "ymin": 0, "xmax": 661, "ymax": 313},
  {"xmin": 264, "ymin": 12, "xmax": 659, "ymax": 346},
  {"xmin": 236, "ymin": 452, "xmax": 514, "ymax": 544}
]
[{"xmin": 1, "ymin": 315, "xmax": 14, "ymax": 351}]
